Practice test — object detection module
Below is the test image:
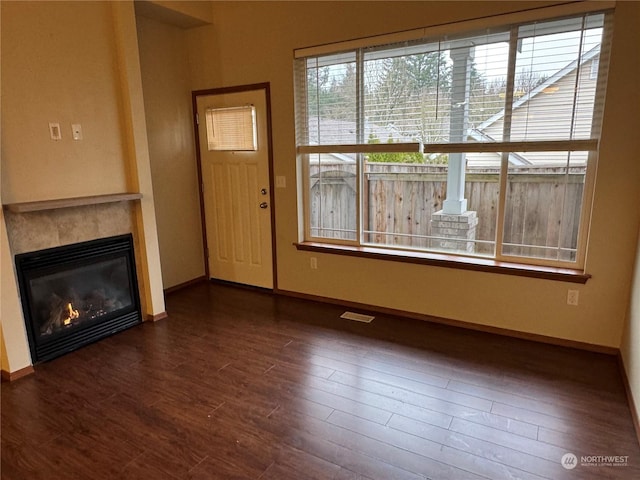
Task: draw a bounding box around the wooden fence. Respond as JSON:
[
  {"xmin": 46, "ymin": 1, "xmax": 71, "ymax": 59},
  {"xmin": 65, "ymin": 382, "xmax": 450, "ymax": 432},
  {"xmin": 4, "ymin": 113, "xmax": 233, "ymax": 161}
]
[{"xmin": 309, "ymin": 160, "xmax": 584, "ymax": 260}]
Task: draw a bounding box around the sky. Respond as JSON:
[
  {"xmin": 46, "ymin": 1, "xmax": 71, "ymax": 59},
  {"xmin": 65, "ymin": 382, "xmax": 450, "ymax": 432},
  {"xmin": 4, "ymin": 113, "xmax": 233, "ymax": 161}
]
[{"xmin": 473, "ymin": 28, "xmax": 603, "ymax": 82}]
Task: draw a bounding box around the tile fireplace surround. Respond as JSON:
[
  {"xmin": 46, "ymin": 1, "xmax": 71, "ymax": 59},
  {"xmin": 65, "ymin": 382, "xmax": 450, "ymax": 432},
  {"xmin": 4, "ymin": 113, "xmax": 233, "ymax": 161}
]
[{"xmin": 2, "ymin": 198, "xmax": 142, "ymax": 374}]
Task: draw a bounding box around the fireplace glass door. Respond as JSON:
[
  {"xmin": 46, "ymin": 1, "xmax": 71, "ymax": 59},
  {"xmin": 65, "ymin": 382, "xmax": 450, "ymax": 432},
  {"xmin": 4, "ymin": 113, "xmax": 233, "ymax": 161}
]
[{"xmin": 16, "ymin": 234, "xmax": 141, "ymax": 362}]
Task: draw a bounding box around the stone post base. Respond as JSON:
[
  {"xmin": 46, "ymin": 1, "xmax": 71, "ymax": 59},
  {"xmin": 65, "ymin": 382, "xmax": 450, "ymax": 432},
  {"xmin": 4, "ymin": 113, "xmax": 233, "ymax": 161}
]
[{"xmin": 430, "ymin": 210, "xmax": 478, "ymax": 253}]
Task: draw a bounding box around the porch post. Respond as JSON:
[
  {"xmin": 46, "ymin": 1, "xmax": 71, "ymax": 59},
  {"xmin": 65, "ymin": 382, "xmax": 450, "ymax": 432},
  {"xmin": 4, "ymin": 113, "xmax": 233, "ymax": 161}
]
[
  {"xmin": 431, "ymin": 46, "xmax": 478, "ymax": 253},
  {"xmin": 442, "ymin": 46, "xmax": 472, "ymax": 215}
]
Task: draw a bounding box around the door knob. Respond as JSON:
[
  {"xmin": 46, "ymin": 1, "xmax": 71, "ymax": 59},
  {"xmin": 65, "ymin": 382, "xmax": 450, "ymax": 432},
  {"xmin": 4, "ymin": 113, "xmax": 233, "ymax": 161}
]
[
  {"xmin": 260, "ymin": 188, "xmax": 268, "ymax": 195},
  {"xmin": 259, "ymin": 202, "xmax": 268, "ymax": 209}
]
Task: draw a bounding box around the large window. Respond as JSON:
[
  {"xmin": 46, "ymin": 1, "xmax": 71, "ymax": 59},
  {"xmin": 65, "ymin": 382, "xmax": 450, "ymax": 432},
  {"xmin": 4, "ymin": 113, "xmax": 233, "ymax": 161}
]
[{"xmin": 295, "ymin": 9, "xmax": 612, "ymax": 269}]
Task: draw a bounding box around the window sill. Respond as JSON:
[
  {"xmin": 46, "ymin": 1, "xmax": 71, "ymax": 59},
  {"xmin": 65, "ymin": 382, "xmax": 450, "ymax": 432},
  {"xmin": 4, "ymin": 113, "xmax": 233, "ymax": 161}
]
[{"xmin": 294, "ymin": 242, "xmax": 591, "ymax": 284}]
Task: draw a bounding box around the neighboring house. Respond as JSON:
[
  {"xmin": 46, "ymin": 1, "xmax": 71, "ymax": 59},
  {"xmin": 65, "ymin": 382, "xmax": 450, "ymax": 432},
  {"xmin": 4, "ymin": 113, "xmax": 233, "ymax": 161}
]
[{"xmin": 466, "ymin": 45, "xmax": 600, "ymax": 167}]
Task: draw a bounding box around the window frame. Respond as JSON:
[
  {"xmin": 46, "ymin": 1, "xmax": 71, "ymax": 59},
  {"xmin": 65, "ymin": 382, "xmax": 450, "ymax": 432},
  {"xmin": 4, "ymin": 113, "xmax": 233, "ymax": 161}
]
[{"xmin": 295, "ymin": 4, "xmax": 613, "ymax": 272}]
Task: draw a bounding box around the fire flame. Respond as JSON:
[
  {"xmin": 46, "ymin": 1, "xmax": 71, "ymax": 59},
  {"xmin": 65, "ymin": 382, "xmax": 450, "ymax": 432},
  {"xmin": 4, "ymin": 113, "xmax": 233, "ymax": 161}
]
[{"xmin": 63, "ymin": 303, "xmax": 79, "ymax": 326}]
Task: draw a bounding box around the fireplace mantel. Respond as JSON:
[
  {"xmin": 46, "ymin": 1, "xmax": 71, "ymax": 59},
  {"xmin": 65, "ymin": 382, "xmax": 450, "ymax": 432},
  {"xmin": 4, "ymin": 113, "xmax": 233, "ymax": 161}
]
[{"xmin": 2, "ymin": 193, "xmax": 143, "ymax": 213}]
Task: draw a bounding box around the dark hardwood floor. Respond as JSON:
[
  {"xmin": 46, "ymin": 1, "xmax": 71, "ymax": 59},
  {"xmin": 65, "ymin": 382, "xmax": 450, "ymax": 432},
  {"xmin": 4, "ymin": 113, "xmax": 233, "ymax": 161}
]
[{"xmin": 2, "ymin": 281, "xmax": 639, "ymax": 479}]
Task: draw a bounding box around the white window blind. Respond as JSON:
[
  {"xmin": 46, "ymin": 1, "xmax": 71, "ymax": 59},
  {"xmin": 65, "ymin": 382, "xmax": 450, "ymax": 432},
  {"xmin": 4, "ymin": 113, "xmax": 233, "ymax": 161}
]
[
  {"xmin": 295, "ymin": 12, "xmax": 608, "ymax": 155},
  {"xmin": 205, "ymin": 105, "xmax": 257, "ymax": 151}
]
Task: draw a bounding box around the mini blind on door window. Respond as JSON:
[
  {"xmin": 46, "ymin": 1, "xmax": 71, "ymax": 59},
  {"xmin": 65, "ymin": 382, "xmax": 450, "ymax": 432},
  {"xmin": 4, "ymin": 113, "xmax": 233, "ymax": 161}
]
[{"xmin": 205, "ymin": 105, "xmax": 257, "ymax": 151}]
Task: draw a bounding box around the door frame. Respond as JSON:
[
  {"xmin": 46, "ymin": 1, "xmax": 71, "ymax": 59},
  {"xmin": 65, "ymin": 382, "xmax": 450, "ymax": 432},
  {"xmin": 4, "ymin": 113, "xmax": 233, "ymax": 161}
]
[{"xmin": 192, "ymin": 83, "xmax": 277, "ymax": 290}]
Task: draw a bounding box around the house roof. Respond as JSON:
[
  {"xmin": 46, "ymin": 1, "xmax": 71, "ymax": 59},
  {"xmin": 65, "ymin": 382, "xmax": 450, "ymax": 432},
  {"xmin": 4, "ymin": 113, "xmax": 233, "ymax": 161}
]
[
  {"xmin": 467, "ymin": 128, "xmax": 532, "ymax": 166},
  {"xmin": 307, "ymin": 116, "xmax": 403, "ymax": 146},
  {"xmin": 475, "ymin": 44, "xmax": 601, "ymax": 132}
]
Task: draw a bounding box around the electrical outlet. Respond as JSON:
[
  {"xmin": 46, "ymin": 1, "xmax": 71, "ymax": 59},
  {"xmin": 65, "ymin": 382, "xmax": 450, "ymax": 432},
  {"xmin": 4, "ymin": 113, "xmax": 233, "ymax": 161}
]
[
  {"xmin": 71, "ymin": 123, "xmax": 83, "ymax": 140},
  {"xmin": 567, "ymin": 289, "xmax": 579, "ymax": 306},
  {"xmin": 310, "ymin": 257, "xmax": 317, "ymax": 269}
]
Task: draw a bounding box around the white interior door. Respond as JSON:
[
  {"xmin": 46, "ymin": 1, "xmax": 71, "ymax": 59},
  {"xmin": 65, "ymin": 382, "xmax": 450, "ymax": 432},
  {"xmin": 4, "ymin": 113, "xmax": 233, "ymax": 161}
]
[{"xmin": 196, "ymin": 89, "xmax": 273, "ymax": 289}]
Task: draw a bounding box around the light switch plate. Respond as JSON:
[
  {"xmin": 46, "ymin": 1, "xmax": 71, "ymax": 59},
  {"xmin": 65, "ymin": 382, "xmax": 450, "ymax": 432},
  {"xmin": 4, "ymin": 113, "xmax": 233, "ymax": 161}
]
[{"xmin": 49, "ymin": 123, "xmax": 61, "ymax": 140}]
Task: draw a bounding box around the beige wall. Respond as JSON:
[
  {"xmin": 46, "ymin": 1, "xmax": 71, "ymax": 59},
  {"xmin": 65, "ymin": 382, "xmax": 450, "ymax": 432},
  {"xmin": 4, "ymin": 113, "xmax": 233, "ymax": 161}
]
[
  {"xmin": 0, "ymin": 0, "xmax": 166, "ymax": 373},
  {"xmin": 136, "ymin": 14, "xmax": 205, "ymax": 289},
  {"xmin": 135, "ymin": 1, "xmax": 213, "ymax": 28},
  {"xmin": 186, "ymin": 1, "xmax": 640, "ymax": 348},
  {"xmin": 152, "ymin": 1, "xmax": 212, "ymax": 23},
  {"xmin": 0, "ymin": 328, "xmax": 8, "ymax": 372},
  {"xmin": 1, "ymin": 1, "xmax": 129, "ymax": 203},
  {"xmin": 0, "ymin": 208, "xmax": 32, "ymax": 373},
  {"xmin": 622, "ymin": 228, "xmax": 640, "ymax": 427}
]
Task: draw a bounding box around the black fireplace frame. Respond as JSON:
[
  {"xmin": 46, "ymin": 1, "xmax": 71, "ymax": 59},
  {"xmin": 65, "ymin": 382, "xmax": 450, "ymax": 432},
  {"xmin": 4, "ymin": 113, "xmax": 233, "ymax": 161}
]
[{"xmin": 15, "ymin": 234, "xmax": 142, "ymax": 363}]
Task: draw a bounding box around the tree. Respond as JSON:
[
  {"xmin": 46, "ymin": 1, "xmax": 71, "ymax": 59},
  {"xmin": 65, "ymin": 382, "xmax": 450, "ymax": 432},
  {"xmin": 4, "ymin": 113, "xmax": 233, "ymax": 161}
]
[
  {"xmin": 514, "ymin": 68, "xmax": 548, "ymax": 96},
  {"xmin": 306, "ymin": 64, "xmax": 356, "ymax": 121},
  {"xmin": 325, "ymin": 63, "xmax": 357, "ymax": 120},
  {"xmin": 365, "ymin": 57, "xmax": 412, "ymax": 126},
  {"xmin": 365, "ymin": 52, "xmax": 452, "ymax": 144},
  {"xmin": 403, "ymin": 52, "xmax": 450, "ymax": 92}
]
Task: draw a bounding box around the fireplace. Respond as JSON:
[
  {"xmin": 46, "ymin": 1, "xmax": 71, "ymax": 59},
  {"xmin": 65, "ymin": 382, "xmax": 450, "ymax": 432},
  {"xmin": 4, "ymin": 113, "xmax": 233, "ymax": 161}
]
[{"xmin": 15, "ymin": 234, "xmax": 141, "ymax": 363}]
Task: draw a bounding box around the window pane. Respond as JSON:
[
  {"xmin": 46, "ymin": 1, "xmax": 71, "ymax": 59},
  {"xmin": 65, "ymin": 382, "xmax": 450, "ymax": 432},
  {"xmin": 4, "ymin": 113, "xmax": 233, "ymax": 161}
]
[
  {"xmin": 502, "ymin": 151, "xmax": 587, "ymax": 262},
  {"xmin": 362, "ymin": 151, "xmax": 498, "ymax": 256},
  {"xmin": 363, "ymin": 31, "xmax": 511, "ymax": 146},
  {"xmin": 305, "ymin": 54, "xmax": 358, "ymax": 145},
  {"xmin": 468, "ymin": 36, "xmax": 510, "ymax": 142},
  {"xmin": 362, "ymin": 154, "xmax": 442, "ymax": 250},
  {"xmin": 508, "ymin": 14, "xmax": 604, "ymax": 141},
  {"xmin": 465, "ymin": 153, "xmax": 499, "ymax": 256},
  {"xmin": 308, "ymin": 153, "xmax": 357, "ymax": 240},
  {"xmin": 364, "ymin": 42, "xmax": 450, "ymax": 144}
]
